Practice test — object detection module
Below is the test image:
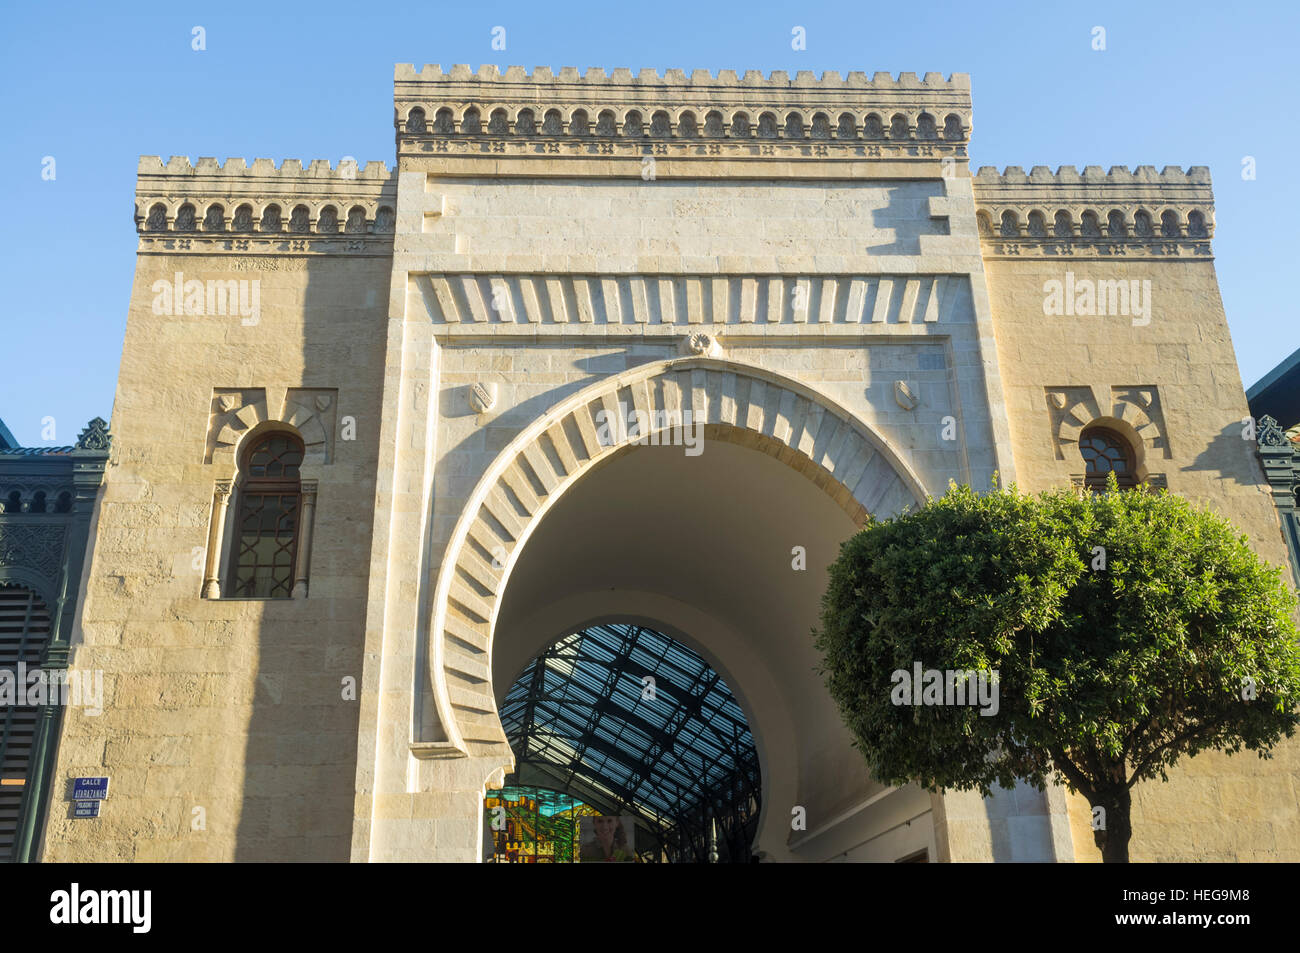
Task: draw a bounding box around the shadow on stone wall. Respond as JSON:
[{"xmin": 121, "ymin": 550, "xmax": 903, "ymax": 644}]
[
  {"xmin": 1179, "ymin": 420, "xmax": 1267, "ymax": 487},
  {"xmin": 232, "ymin": 257, "xmax": 387, "ymax": 861},
  {"xmin": 868, "ymin": 183, "xmax": 947, "ymax": 256}
]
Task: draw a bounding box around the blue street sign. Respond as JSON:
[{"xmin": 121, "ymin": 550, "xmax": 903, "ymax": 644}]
[
  {"xmin": 72, "ymin": 777, "xmax": 109, "ymax": 800},
  {"xmin": 73, "ymin": 801, "xmax": 101, "ymax": 819}
]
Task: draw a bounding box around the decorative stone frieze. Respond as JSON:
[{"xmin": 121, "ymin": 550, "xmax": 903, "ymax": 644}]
[
  {"xmin": 135, "ymin": 156, "xmax": 397, "ymax": 257},
  {"xmin": 393, "ymin": 64, "xmax": 972, "ymax": 168},
  {"xmin": 410, "ymin": 273, "xmax": 963, "ymax": 330},
  {"xmin": 973, "ymin": 165, "xmax": 1214, "ymax": 259}
]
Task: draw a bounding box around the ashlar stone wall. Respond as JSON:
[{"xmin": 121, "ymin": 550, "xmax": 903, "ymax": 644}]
[
  {"xmin": 42, "ymin": 158, "xmax": 395, "ymax": 861},
  {"xmin": 975, "ymin": 165, "xmax": 1300, "ymax": 861}
]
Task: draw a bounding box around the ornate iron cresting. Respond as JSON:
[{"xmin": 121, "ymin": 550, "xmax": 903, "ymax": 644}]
[
  {"xmin": 1255, "ymin": 415, "xmax": 1300, "ymax": 588},
  {"xmin": 74, "ymin": 418, "xmax": 111, "ymax": 452}
]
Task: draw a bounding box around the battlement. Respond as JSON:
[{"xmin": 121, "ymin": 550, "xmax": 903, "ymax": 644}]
[
  {"xmin": 138, "ymin": 156, "xmax": 392, "ymax": 180},
  {"xmin": 394, "ymin": 63, "xmax": 970, "ymax": 90},
  {"xmin": 133, "ymin": 156, "xmax": 396, "ymax": 257},
  {"xmin": 974, "ymin": 165, "xmax": 1210, "ymax": 186},
  {"xmin": 392, "ymin": 64, "xmax": 972, "ymax": 169},
  {"xmin": 972, "ymin": 165, "xmax": 1215, "ymax": 260}
]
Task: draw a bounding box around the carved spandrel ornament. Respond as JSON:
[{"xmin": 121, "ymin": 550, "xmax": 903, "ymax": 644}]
[
  {"xmin": 680, "ymin": 332, "xmax": 722, "ymax": 357},
  {"xmin": 894, "ymin": 381, "xmax": 920, "ymax": 411},
  {"xmin": 1110, "ymin": 386, "xmax": 1171, "ymax": 459},
  {"xmin": 205, "ymin": 389, "xmax": 267, "ymax": 464},
  {"xmin": 1045, "ymin": 386, "xmax": 1100, "ymax": 459},
  {"xmin": 469, "ymin": 382, "xmax": 498, "ymax": 414}
]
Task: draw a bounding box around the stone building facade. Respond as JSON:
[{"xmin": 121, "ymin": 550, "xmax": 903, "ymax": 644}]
[{"xmin": 33, "ymin": 65, "xmax": 1299, "ymax": 862}]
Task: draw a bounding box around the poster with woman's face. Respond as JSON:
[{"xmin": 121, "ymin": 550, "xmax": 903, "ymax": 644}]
[{"xmin": 578, "ymin": 815, "xmax": 636, "ymax": 862}]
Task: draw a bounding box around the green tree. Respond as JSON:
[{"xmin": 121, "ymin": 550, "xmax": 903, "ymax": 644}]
[{"xmin": 815, "ymin": 477, "xmax": 1300, "ymax": 862}]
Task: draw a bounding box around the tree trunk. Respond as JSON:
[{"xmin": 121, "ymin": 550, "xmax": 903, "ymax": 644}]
[{"xmin": 1092, "ymin": 785, "xmax": 1132, "ymax": 862}]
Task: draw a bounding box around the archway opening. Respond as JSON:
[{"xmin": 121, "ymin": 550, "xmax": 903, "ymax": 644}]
[
  {"xmin": 486, "ymin": 622, "xmax": 759, "ymax": 863},
  {"xmin": 485, "ymin": 437, "xmax": 911, "ymax": 862},
  {"xmin": 422, "ymin": 360, "xmax": 940, "ymax": 862}
]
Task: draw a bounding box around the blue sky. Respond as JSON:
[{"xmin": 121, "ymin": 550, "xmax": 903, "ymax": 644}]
[{"xmin": 2, "ymin": 0, "xmax": 1296, "ymax": 445}]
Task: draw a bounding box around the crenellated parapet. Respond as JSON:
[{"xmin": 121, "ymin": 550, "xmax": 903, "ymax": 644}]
[
  {"xmin": 134, "ymin": 156, "xmax": 397, "ymax": 257},
  {"xmin": 972, "ymin": 165, "xmax": 1215, "ymax": 259},
  {"xmin": 393, "ymin": 64, "xmax": 972, "ymax": 168}
]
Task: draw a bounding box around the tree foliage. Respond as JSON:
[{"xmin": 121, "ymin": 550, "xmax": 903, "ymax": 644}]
[{"xmin": 815, "ymin": 477, "xmax": 1300, "ymax": 860}]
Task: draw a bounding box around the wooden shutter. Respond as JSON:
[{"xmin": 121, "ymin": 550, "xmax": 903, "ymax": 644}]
[{"xmin": 0, "ymin": 585, "xmax": 52, "ymax": 861}]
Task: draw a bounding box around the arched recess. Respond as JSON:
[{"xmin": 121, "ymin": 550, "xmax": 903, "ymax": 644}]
[
  {"xmin": 420, "ymin": 356, "xmax": 930, "ymax": 763},
  {"xmin": 210, "ymin": 397, "xmax": 329, "ymax": 471},
  {"xmin": 1058, "ymin": 409, "xmax": 1163, "ymax": 479},
  {"xmin": 491, "ymin": 590, "xmax": 799, "ymax": 861}
]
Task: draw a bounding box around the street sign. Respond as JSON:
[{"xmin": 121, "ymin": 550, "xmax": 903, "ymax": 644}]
[
  {"xmin": 72, "ymin": 801, "xmax": 101, "ymax": 819},
  {"xmin": 72, "ymin": 777, "xmax": 109, "ymax": 800}
]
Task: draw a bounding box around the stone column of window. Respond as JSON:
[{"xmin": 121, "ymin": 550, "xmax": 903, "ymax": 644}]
[
  {"xmin": 292, "ymin": 480, "xmax": 318, "ymax": 599},
  {"xmin": 202, "ymin": 480, "xmax": 233, "ymax": 598}
]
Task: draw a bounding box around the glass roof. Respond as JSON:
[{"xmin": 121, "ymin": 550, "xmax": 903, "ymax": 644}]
[{"xmin": 500, "ymin": 623, "xmax": 760, "ymax": 835}]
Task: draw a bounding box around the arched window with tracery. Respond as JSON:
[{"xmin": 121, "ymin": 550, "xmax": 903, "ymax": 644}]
[
  {"xmin": 228, "ymin": 432, "xmax": 304, "ymax": 598},
  {"xmin": 1079, "ymin": 426, "xmax": 1138, "ymax": 491}
]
